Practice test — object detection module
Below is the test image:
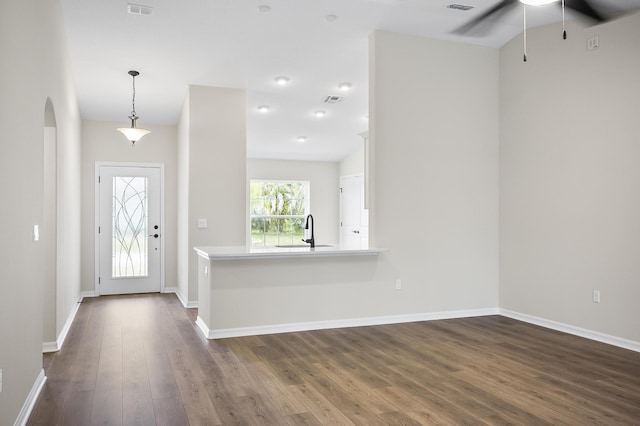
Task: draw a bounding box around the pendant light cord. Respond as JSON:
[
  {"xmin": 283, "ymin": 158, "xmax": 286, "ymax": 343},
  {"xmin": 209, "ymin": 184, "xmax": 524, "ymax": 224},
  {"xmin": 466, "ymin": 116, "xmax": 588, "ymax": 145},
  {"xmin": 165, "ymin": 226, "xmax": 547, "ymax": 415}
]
[
  {"xmin": 131, "ymin": 74, "xmax": 137, "ymax": 116},
  {"xmin": 117, "ymin": 70, "xmax": 150, "ymax": 145},
  {"xmin": 523, "ymin": 5, "xmax": 527, "ymax": 62}
]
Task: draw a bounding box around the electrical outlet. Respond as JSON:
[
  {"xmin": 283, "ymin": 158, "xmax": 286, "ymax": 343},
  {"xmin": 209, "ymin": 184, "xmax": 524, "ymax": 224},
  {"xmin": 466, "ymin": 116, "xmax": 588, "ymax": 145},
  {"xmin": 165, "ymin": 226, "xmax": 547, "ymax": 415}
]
[
  {"xmin": 587, "ymin": 35, "xmax": 599, "ymax": 51},
  {"xmin": 395, "ymin": 279, "xmax": 402, "ymax": 290},
  {"xmin": 593, "ymin": 290, "xmax": 601, "ymax": 303}
]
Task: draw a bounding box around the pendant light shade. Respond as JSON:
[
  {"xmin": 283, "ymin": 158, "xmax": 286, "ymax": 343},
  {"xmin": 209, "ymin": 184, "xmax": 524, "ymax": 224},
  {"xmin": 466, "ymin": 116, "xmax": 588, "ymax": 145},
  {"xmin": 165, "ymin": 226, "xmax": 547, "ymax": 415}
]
[
  {"xmin": 117, "ymin": 125, "xmax": 150, "ymax": 143},
  {"xmin": 117, "ymin": 70, "xmax": 150, "ymax": 145}
]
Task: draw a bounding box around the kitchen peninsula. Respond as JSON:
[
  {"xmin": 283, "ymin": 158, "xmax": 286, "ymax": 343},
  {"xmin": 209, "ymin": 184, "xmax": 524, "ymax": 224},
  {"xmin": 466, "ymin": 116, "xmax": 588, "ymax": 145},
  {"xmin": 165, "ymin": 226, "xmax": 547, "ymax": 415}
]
[{"xmin": 194, "ymin": 245, "xmax": 384, "ymax": 339}]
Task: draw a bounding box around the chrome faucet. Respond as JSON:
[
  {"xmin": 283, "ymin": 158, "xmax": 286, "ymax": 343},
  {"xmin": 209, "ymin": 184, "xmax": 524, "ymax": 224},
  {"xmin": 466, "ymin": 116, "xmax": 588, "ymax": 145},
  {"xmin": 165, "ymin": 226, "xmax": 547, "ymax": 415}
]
[{"xmin": 302, "ymin": 214, "xmax": 315, "ymax": 248}]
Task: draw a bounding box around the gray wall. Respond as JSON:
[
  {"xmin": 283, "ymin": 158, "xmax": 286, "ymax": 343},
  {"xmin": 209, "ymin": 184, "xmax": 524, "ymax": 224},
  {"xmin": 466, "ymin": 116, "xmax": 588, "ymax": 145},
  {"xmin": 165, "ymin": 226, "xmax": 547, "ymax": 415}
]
[
  {"xmin": 178, "ymin": 86, "xmax": 248, "ymax": 305},
  {"xmin": 370, "ymin": 31, "xmax": 500, "ymax": 314},
  {"xmin": 499, "ymin": 12, "xmax": 640, "ymax": 342},
  {"xmin": 0, "ymin": 0, "xmax": 82, "ymax": 423},
  {"xmin": 80, "ymin": 120, "xmax": 179, "ymax": 295}
]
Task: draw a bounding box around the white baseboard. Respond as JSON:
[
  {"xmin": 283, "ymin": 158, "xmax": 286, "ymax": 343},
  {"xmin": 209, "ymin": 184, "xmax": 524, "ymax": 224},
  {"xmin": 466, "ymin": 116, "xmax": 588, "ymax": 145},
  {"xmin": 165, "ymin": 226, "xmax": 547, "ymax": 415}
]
[
  {"xmin": 500, "ymin": 309, "xmax": 640, "ymax": 353},
  {"xmin": 199, "ymin": 308, "xmax": 500, "ymax": 339},
  {"xmin": 195, "ymin": 316, "xmax": 211, "ymax": 339},
  {"xmin": 80, "ymin": 290, "xmax": 98, "ymax": 300},
  {"xmin": 42, "ymin": 341, "xmax": 58, "ymax": 353},
  {"xmin": 164, "ymin": 287, "xmax": 198, "ymax": 308},
  {"xmin": 13, "ymin": 369, "xmax": 46, "ymax": 426},
  {"xmin": 42, "ymin": 299, "xmax": 82, "ymax": 353}
]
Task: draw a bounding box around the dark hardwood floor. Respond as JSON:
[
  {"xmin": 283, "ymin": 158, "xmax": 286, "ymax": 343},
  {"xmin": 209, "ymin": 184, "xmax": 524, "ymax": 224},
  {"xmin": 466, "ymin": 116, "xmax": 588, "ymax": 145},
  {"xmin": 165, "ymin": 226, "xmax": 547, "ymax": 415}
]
[{"xmin": 28, "ymin": 293, "xmax": 640, "ymax": 425}]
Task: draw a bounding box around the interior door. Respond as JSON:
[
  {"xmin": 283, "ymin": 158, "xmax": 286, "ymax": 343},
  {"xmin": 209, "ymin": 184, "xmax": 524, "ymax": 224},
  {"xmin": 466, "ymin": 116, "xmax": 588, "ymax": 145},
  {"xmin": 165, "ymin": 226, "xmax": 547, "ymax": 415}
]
[
  {"xmin": 98, "ymin": 165, "xmax": 161, "ymax": 295},
  {"xmin": 340, "ymin": 174, "xmax": 369, "ymax": 249}
]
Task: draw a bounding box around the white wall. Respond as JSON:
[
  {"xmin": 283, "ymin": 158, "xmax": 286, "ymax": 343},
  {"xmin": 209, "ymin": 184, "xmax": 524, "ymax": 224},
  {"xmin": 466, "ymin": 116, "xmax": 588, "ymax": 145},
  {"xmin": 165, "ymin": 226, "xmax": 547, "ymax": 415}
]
[
  {"xmin": 247, "ymin": 159, "xmax": 340, "ymax": 245},
  {"xmin": 199, "ymin": 254, "xmax": 382, "ymax": 333},
  {"xmin": 177, "ymin": 94, "xmax": 191, "ymax": 305},
  {"xmin": 43, "ymin": 13, "xmax": 82, "ymax": 357},
  {"xmin": 499, "ymin": 13, "xmax": 640, "ymax": 342},
  {"xmin": 194, "ymin": 30, "xmax": 501, "ymax": 332},
  {"xmin": 0, "ymin": 0, "xmax": 81, "ymax": 423},
  {"xmin": 198, "ymin": 31, "xmax": 500, "ymax": 331},
  {"xmin": 370, "ymin": 31, "xmax": 500, "ymax": 313},
  {"xmin": 180, "ymin": 86, "xmax": 247, "ymax": 304},
  {"xmin": 339, "ymin": 143, "xmax": 365, "ymax": 177},
  {"xmin": 80, "ymin": 120, "xmax": 178, "ymax": 295},
  {"xmin": 43, "ymin": 126, "xmax": 57, "ymax": 345}
]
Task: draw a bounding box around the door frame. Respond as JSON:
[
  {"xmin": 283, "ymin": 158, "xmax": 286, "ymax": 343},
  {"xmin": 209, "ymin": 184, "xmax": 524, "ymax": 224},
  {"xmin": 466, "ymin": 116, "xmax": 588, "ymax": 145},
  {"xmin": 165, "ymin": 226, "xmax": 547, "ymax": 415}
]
[
  {"xmin": 94, "ymin": 161, "xmax": 166, "ymax": 295},
  {"xmin": 339, "ymin": 173, "xmax": 369, "ymax": 249}
]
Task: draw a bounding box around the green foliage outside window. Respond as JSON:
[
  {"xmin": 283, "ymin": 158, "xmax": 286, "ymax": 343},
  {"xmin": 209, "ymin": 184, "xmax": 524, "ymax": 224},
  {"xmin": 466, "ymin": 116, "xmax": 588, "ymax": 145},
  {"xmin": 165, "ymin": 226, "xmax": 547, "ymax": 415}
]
[{"xmin": 250, "ymin": 181, "xmax": 308, "ymax": 246}]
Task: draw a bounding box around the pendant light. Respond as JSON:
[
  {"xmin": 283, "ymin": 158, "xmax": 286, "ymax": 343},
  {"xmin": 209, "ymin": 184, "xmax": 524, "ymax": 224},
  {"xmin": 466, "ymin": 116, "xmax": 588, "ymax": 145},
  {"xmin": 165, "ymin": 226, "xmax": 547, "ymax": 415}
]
[{"xmin": 117, "ymin": 70, "xmax": 150, "ymax": 145}]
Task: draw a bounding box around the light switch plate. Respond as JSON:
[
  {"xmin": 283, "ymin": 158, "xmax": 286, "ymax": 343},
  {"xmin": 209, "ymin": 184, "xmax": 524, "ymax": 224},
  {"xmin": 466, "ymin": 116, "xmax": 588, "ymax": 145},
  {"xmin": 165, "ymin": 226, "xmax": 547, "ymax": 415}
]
[
  {"xmin": 33, "ymin": 225, "xmax": 40, "ymax": 242},
  {"xmin": 593, "ymin": 290, "xmax": 601, "ymax": 303},
  {"xmin": 197, "ymin": 219, "xmax": 208, "ymax": 229}
]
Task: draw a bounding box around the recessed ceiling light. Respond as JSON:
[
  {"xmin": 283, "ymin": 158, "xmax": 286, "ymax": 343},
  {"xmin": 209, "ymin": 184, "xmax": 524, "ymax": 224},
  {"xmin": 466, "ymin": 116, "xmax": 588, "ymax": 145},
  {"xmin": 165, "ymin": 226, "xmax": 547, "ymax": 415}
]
[
  {"xmin": 296, "ymin": 136, "xmax": 308, "ymax": 143},
  {"xmin": 338, "ymin": 82, "xmax": 352, "ymax": 91},
  {"xmin": 257, "ymin": 5, "xmax": 271, "ymax": 13},
  {"xmin": 314, "ymin": 110, "xmax": 326, "ymax": 118},
  {"xmin": 275, "ymin": 76, "xmax": 290, "ymax": 85},
  {"xmin": 257, "ymin": 105, "xmax": 270, "ymax": 113},
  {"xmin": 324, "ymin": 14, "xmax": 338, "ymax": 22}
]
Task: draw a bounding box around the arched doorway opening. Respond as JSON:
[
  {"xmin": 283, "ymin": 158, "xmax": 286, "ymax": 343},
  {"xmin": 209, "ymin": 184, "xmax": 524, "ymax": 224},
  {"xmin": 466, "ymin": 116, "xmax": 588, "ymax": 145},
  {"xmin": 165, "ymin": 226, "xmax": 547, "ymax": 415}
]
[{"xmin": 43, "ymin": 98, "xmax": 58, "ymax": 352}]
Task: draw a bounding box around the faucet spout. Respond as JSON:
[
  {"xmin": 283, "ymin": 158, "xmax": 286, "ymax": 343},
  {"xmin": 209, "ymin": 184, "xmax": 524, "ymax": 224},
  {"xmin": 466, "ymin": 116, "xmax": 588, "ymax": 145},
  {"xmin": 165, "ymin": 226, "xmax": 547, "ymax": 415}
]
[{"xmin": 301, "ymin": 214, "xmax": 315, "ymax": 248}]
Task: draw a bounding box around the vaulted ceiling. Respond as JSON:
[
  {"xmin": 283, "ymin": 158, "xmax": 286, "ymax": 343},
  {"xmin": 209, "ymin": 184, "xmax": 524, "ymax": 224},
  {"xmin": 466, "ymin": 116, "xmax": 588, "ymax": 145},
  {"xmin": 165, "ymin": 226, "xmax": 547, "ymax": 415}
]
[{"xmin": 60, "ymin": 0, "xmax": 638, "ymax": 160}]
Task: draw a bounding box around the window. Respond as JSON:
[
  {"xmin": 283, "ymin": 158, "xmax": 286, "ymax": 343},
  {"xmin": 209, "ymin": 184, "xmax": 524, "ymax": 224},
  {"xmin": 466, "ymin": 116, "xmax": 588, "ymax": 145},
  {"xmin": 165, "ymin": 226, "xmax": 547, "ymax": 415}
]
[{"xmin": 250, "ymin": 180, "xmax": 309, "ymax": 247}]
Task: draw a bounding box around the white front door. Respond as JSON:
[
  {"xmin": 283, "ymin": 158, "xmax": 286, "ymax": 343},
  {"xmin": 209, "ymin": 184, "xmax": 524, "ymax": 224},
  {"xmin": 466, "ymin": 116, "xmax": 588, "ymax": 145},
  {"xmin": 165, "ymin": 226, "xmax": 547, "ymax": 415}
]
[
  {"xmin": 97, "ymin": 164, "xmax": 162, "ymax": 295},
  {"xmin": 340, "ymin": 174, "xmax": 369, "ymax": 249}
]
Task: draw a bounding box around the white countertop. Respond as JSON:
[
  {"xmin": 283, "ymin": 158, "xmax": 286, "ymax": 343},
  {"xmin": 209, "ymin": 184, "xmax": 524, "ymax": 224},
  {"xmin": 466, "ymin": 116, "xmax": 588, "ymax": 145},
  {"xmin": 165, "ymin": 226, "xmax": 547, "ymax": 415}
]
[{"xmin": 194, "ymin": 245, "xmax": 384, "ymax": 260}]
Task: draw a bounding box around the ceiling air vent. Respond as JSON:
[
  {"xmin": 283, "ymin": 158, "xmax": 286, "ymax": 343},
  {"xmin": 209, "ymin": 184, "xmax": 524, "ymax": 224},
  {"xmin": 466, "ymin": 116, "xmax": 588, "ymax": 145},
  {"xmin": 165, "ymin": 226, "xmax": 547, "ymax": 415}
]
[
  {"xmin": 447, "ymin": 4, "xmax": 474, "ymax": 10},
  {"xmin": 127, "ymin": 3, "xmax": 153, "ymax": 15},
  {"xmin": 324, "ymin": 95, "xmax": 344, "ymax": 104}
]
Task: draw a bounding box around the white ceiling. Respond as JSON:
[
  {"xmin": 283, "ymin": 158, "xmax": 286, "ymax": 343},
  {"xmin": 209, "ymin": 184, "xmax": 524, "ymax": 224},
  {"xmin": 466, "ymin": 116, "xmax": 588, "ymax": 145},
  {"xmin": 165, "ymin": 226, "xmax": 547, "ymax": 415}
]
[{"xmin": 60, "ymin": 0, "xmax": 638, "ymax": 161}]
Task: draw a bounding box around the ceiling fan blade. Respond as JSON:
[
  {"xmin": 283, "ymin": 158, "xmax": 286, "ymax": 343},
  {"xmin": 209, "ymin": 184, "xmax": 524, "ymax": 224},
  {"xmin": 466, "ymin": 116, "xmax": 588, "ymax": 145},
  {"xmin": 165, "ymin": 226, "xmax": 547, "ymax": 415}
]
[
  {"xmin": 452, "ymin": 0, "xmax": 519, "ymax": 35},
  {"xmin": 563, "ymin": 0, "xmax": 605, "ymax": 22}
]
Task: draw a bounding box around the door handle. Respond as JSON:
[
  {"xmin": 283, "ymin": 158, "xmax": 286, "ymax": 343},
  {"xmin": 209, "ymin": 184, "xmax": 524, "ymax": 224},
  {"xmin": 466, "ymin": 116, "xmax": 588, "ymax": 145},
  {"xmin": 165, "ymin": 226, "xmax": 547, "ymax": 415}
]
[{"xmin": 149, "ymin": 233, "xmax": 159, "ymax": 238}]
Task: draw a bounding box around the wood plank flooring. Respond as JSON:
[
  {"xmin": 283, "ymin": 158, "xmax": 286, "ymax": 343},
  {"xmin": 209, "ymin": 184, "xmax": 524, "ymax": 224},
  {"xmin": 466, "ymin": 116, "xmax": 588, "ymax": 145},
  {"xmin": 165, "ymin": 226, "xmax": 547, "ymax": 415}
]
[{"xmin": 28, "ymin": 293, "xmax": 640, "ymax": 425}]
